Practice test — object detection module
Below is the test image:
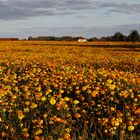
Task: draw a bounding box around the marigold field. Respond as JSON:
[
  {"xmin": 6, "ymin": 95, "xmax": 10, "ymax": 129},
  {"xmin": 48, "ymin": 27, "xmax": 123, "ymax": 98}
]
[{"xmin": 0, "ymin": 41, "xmax": 140, "ymax": 140}]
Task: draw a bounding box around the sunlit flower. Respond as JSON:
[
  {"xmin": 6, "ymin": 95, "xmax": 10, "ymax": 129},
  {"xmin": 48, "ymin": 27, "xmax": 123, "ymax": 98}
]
[
  {"xmin": 109, "ymin": 84, "xmax": 116, "ymax": 90},
  {"xmin": 25, "ymin": 101, "xmax": 30, "ymax": 106},
  {"xmin": 74, "ymin": 113, "xmax": 81, "ymax": 118},
  {"xmin": 64, "ymin": 133, "xmax": 71, "ymax": 140},
  {"xmin": 22, "ymin": 133, "xmax": 30, "ymax": 138},
  {"xmin": 35, "ymin": 129, "xmax": 43, "ymax": 135},
  {"xmin": 73, "ymin": 100, "xmax": 79, "ymax": 105},
  {"xmin": 107, "ymin": 79, "xmax": 113, "ymax": 84},
  {"xmin": 21, "ymin": 128, "xmax": 28, "ymax": 132},
  {"xmin": 82, "ymin": 86, "xmax": 88, "ymax": 91},
  {"xmin": 43, "ymin": 113, "xmax": 48, "ymax": 118},
  {"xmin": 37, "ymin": 119, "xmax": 43, "ymax": 126},
  {"xmin": 50, "ymin": 97, "xmax": 56, "ymax": 105},
  {"xmin": 41, "ymin": 96, "xmax": 46, "ymax": 101},
  {"xmin": 24, "ymin": 107, "xmax": 30, "ymax": 112},
  {"xmin": 134, "ymin": 108, "xmax": 140, "ymax": 114},
  {"xmin": 16, "ymin": 110, "xmax": 24, "ymax": 120},
  {"xmin": 30, "ymin": 103, "xmax": 38, "ymax": 109},
  {"xmin": 64, "ymin": 97, "xmax": 70, "ymax": 101},
  {"xmin": 128, "ymin": 125, "xmax": 135, "ymax": 131},
  {"xmin": 0, "ymin": 117, "xmax": 2, "ymax": 122}
]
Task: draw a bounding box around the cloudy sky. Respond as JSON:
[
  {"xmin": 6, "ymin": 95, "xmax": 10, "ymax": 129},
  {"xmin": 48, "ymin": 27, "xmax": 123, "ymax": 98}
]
[{"xmin": 0, "ymin": 0, "xmax": 140, "ymax": 38}]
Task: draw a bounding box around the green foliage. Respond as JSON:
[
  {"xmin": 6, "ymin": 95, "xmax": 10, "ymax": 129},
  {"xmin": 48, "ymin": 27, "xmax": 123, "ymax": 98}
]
[
  {"xmin": 112, "ymin": 32, "xmax": 127, "ymax": 41},
  {"xmin": 127, "ymin": 30, "xmax": 140, "ymax": 42}
]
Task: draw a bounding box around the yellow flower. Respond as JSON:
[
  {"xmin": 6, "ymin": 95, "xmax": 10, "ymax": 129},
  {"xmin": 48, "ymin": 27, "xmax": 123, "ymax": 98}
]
[
  {"xmin": 50, "ymin": 98, "xmax": 56, "ymax": 105},
  {"xmin": 12, "ymin": 95, "xmax": 17, "ymax": 99},
  {"xmin": 25, "ymin": 101, "xmax": 30, "ymax": 106},
  {"xmin": 43, "ymin": 113, "xmax": 48, "ymax": 118},
  {"xmin": 128, "ymin": 125, "xmax": 135, "ymax": 131},
  {"xmin": 64, "ymin": 133, "xmax": 71, "ymax": 140},
  {"xmin": 60, "ymin": 89, "xmax": 64, "ymax": 94},
  {"xmin": 18, "ymin": 113, "xmax": 24, "ymax": 120},
  {"xmin": 30, "ymin": 103, "xmax": 38, "ymax": 109},
  {"xmin": 36, "ymin": 92, "xmax": 42, "ymax": 98},
  {"xmin": 65, "ymin": 128, "xmax": 71, "ymax": 133},
  {"xmin": 64, "ymin": 97, "xmax": 70, "ymax": 101},
  {"xmin": 91, "ymin": 91, "xmax": 98, "ymax": 97},
  {"xmin": 41, "ymin": 96, "xmax": 46, "ymax": 101},
  {"xmin": 111, "ymin": 107, "xmax": 115, "ymax": 111},
  {"xmin": 114, "ymin": 121, "xmax": 120, "ymax": 127},
  {"xmin": 110, "ymin": 91, "xmax": 115, "ymax": 95},
  {"xmin": 134, "ymin": 108, "xmax": 140, "ymax": 114},
  {"xmin": 35, "ymin": 129, "xmax": 43, "ymax": 135},
  {"xmin": 0, "ymin": 117, "xmax": 2, "ymax": 122},
  {"xmin": 109, "ymin": 84, "xmax": 116, "ymax": 90},
  {"xmin": 36, "ymin": 86, "xmax": 42, "ymax": 92},
  {"xmin": 107, "ymin": 79, "xmax": 113, "ymax": 84},
  {"xmin": 21, "ymin": 128, "xmax": 28, "ymax": 132},
  {"xmin": 104, "ymin": 129, "xmax": 108, "ymax": 133},
  {"xmin": 45, "ymin": 91, "xmax": 49, "ymax": 95},
  {"xmin": 37, "ymin": 119, "xmax": 43, "ymax": 125},
  {"xmin": 58, "ymin": 138, "xmax": 64, "ymax": 140},
  {"xmin": 73, "ymin": 100, "xmax": 79, "ymax": 105},
  {"xmin": 16, "ymin": 110, "xmax": 24, "ymax": 120},
  {"xmin": 82, "ymin": 86, "xmax": 88, "ymax": 91},
  {"xmin": 24, "ymin": 107, "xmax": 30, "ymax": 112},
  {"xmin": 130, "ymin": 93, "xmax": 134, "ymax": 99},
  {"xmin": 75, "ymin": 90, "xmax": 80, "ymax": 95}
]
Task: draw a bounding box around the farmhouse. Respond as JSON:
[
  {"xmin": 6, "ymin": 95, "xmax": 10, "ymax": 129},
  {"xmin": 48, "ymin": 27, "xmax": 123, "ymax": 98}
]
[{"xmin": 77, "ymin": 37, "xmax": 87, "ymax": 42}]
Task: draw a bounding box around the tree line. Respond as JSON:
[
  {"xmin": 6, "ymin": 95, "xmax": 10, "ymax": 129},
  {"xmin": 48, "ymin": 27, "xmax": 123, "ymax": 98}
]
[
  {"xmin": 28, "ymin": 30, "xmax": 140, "ymax": 42},
  {"xmin": 99, "ymin": 30, "xmax": 140, "ymax": 42}
]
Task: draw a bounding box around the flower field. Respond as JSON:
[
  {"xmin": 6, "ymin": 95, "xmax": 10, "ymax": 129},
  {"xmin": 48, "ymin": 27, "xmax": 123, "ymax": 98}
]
[{"xmin": 0, "ymin": 41, "xmax": 140, "ymax": 140}]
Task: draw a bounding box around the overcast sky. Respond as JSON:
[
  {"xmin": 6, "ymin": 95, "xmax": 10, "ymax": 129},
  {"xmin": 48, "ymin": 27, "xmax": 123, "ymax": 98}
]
[{"xmin": 0, "ymin": 0, "xmax": 140, "ymax": 38}]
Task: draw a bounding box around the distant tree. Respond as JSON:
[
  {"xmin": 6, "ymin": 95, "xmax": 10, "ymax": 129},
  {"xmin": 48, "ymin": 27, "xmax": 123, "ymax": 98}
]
[
  {"xmin": 28, "ymin": 36, "xmax": 33, "ymax": 40},
  {"xmin": 112, "ymin": 32, "xmax": 126, "ymax": 41},
  {"xmin": 127, "ymin": 30, "xmax": 140, "ymax": 42},
  {"xmin": 88, "ymin": 37, "xmax": 99, "ymax": 42},
  {"xmin": 60, "ymin": 36, "xmax": 74, "ymax": 41},
  {"xmin": 102, "ymin": 36, "xmax": 113, "ymax": 41}
]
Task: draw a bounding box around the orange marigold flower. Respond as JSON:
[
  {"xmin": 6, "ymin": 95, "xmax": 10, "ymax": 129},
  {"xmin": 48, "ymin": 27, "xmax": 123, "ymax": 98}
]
[
  {"xmin": 64, "ymin": 133, "xmax": 71, "ymax": 140},
  {"xmin": 25, "ymin": 101, "xmax": 30, "ymax": 106},
  {"xmin": 136, "ymin": 78, "xmax": 140, "ymax": 85},
  {"xmin": 109, "ymin": 84, "xmax": 116, "ymax": 90},
  {"xmin": 82, "ymin": 86, "xmax": 88, "ymax": 91},
  {"xmin": 134, "ymin": 108, "xmax": 140, "ymax": 114},
  {"xmin": 43, "ymin": 113, "xmax": 48, "ymax": 118},
  {"xmin": 35, "ymin": 129, "xmax": 43, "ymax": 135},
  {"xmin": 0, "ymin": 131, "xmax": 7, "ymax": 137},
  {"xmin": 37, "ymin": 119, "xmax": 43, "ymax": 126},
  {"xmin": 74, "ymin": 113, "xmax": 81, "ymax": 119},
  {"xmin": 30, "ymin": 103, "xmax": 38, "ymax": 109},
  {"xmin": 22, "ymin": 133, "xmax": 30, "ymax": 138}
]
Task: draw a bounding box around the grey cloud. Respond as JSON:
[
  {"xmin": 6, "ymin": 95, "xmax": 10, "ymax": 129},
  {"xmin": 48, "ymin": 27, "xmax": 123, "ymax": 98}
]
[
  {"xmin": 100, "ymin": 2, "xmax": 140, "ymax": 14},
  {"xmin": 0, "ymin": 0, "xmax": 63, "ymax": 20},
  {"xmin": 0, "ymin": 0, "xmax": 100, "ymax": 20},
  {"xmin": 0, "ymin": 0, "xmax": 139, "ymax": 20}
]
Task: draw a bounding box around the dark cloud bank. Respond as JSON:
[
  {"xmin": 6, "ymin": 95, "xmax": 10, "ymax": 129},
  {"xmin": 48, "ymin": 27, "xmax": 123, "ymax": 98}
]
[{"xmin": 0, "ymin": 0, "xmax": 140, "ymax": 20}]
